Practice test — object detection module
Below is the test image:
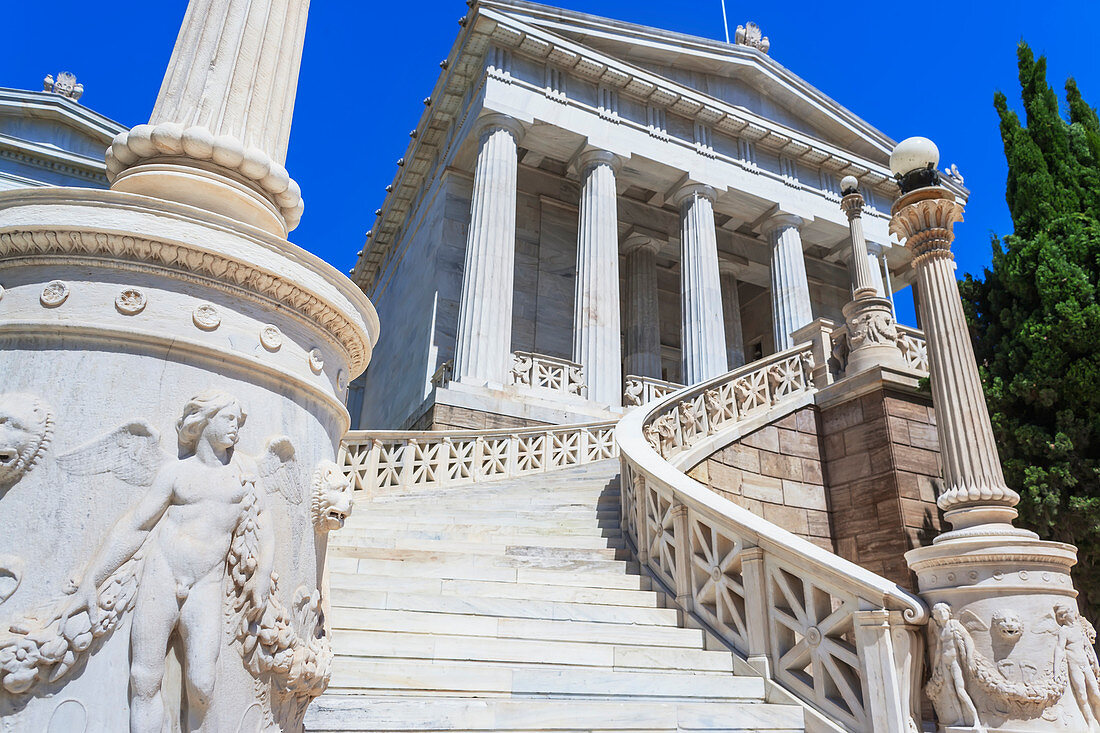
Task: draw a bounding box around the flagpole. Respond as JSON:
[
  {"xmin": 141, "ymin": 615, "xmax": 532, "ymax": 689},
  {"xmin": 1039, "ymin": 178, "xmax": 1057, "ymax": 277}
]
[{"xmin": 720, "ymin": 0, "xmax": 730, "ymax": 43}]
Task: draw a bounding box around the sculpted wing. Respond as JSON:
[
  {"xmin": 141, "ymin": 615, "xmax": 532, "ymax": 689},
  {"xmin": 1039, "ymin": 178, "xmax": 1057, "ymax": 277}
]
[
  {"xmin": 959, "ymin": 609, "xmax": 988, "ymax": 633},
  {"xmin": 56, "ymin": 421, "xmax": 168, "ymax": 486},
  {"xmin": 258, "ymin": 436, "xmax": 304, "ymax": 504}
]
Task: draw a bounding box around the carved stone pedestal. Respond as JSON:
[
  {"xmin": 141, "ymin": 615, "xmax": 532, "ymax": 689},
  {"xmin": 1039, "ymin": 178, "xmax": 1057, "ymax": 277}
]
[
  {"xmin": 0, "ymin": 188, "xmax": 376, "ymax": 732},
  {"xmin": 840, "ymin": 295, "xmax": 905, "ymax": 375}
]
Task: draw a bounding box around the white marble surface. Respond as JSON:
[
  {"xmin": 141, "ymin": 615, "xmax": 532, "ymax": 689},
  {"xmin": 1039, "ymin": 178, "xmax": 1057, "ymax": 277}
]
[
  {"xmin": 676, "ymin": 184, "xmax": 727, "ymax": 385},
  {"xmin": 766, "ymin": 213, "xmax": 814, "ymax": 351}
]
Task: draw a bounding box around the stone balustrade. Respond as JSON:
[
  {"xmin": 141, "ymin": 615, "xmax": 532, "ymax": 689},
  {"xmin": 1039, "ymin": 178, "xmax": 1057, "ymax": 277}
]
[
  {"xmin": 623, "ymin": 374, "xmax": 683, "ymax": 407},
  {"xmin": 340, "ymin": 421, "xmax": 617, "ymax": 494},
  {"xmin": 895, "ymin": 326, "xmax": 929, "ymax": 373},
  {"xmin": 616, "ymin": 344, "xmax": 927, "ymax": 732},
  {"xmin": 509, "ymin": 351, "xmax": 586, "ymax": 397}
]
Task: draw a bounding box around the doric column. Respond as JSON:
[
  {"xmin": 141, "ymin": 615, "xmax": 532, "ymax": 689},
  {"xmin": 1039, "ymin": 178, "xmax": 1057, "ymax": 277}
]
[
  {"xmin": 105, "ymin": 0, "xmax": 310, "ymax": 235},
  {"xmin": 839, "ymin": 176, "xmax": 904, "ymax": 374},
  {"xmin": 623, "ymin": 233, "xmax": 663, "ymax": 380},
  {"xmin": 676, "ymin": 184, "xmax": 727, "ymax": 384},
  {"xmin": 573, "ymin": 150, "xmax": 623, "ymax": 405},
  {"xmin": 718, "ymin": 260, "xmax": 746, "ymax": 368},
  {"xmin": 765, "ymin": 213, "xmax": 813, "ymax": 352},
  {"xmin": 453, "ymin": 114, "xmax": 523, "ymax": 388}
]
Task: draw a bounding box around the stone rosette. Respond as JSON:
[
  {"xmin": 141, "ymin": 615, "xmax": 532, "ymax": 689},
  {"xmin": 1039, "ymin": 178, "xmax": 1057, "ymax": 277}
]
[{"xmin": 105, "ymin": 123, "xmax": 304, "ymax": 230}]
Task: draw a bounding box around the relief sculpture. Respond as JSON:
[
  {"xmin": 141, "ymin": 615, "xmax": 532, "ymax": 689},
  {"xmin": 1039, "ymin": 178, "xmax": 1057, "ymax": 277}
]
[
  {"xmin": 0, "ymin": 394, "xmax": 53, "ymax": 495},
  {"xmin": 0, "ymin": 390, "xmax": 331, "ymax": 731}
]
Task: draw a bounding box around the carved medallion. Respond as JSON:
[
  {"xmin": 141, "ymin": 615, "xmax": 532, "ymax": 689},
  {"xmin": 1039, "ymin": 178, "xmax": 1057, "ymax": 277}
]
[
  {"xmin": 115, "ymin": 288, "xmax": 147, "ymax": 315},
  {"xmin": 260, "ymin": 324, "xmax": 283, "ymax": 351},
  {"xmin": 308, "ymin": 348, "xmax": 324, "ymax": 374},
  {"xmin": 192, "ymin": 303, "xmax": 221, "ymax": 330},
  {"xmin": 40, "ymin": 280, "xmax": 69, "ymax": 307}
]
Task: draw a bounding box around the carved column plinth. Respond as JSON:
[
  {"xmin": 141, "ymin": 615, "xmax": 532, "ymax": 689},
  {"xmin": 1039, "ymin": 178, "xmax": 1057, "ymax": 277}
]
[
  {"xmin": 895, "ymin": 180, "xmax": 1088, "ymax": 732},
  {"xmin": 623, "ymin": 233, "xmax": 662, "ymax": 380},
  {"xmin": 676, "ymin": 184, "xmax": 727, "ymax": 384},
  {"xmin": 452, "ymin": 114, "xmax": 522, "ymax": 388},
  {"xmin": 0, "ymin": 1, "xmax": 378, "ymax": 731},
  {"xmin": 573, "ymin": 150, "xmax": 622, "ymax": 405},
  {"xmin": 839, "ymin": 184, "xmax": 905, "ymax": 376}
]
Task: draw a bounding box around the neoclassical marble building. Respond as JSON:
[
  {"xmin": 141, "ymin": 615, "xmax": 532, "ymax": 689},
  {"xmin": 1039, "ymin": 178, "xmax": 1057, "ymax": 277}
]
[
  {"xmin": 0, "ymin": 74, "xmax": 127, "ymax": 191},
  {"xmin": 349, "ymin": 1, "xmax": 964, "ymax": 431}
]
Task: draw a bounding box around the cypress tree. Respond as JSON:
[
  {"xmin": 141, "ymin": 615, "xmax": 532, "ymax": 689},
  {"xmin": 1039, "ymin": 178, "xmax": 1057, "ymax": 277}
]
[{"xmin": 960, "ymin": 42, "xmax": 1100, "ymax": 622}]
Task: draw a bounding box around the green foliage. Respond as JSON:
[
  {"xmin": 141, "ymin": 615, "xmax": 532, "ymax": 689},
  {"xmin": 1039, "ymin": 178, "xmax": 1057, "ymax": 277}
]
[{"xmin": 960, "ymin": 42, "xmax": 1100, "ymax": 619}]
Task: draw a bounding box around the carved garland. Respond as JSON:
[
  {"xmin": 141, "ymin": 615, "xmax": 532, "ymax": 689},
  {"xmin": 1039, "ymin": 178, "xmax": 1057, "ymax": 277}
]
[{"xmin": 0, "ymin": 229, "xmax": 370, "ymax": 374}]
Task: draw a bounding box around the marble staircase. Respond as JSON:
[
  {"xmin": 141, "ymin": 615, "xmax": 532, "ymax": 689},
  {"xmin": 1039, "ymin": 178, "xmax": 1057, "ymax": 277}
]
[{"xmin": 305, "ymin": 460, "xmax": 805, "ymax": 732}]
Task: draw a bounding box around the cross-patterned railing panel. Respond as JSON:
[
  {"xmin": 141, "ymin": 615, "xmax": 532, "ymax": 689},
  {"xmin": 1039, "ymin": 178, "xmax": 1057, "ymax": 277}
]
[
  {"xmin": 340, "ymin": 421, "xmax": 617, "ymax": 494},
  {"xmin": 616, "ymin": 342, "xmax": 928, "ymax": 732},
  {"xmin": 510, "ymin": 351, "xmax": 586, "ymax": 397},
  {"xmin": 895, "ymin": 326, "xmax": 929, "ymax": 373},
  {"xmin": 623, "ymin": 374, "xmax": 683, "ymax": 407}
]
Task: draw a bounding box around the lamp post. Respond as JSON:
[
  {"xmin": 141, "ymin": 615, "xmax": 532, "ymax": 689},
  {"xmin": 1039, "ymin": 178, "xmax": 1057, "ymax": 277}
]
[
  {"xmin": 838, "ymin": 175, "xmax": 905, "ymax": 375},
  {"xmin": 895, "ymin": 138, "xmax": 1083, "ymax": 732}
]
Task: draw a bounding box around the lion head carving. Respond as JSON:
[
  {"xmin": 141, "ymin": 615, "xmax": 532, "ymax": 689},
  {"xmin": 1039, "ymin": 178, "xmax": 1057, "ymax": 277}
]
[
  {"xmin": 0, "ymin": 394, "xmax": 53, "ymax": 492},
  {"xmin": 311, "ymin": 460, "xmax": 353, "ymax": 532},
  {"xmin": 991, "ymin": 609, "xmax": 1024, "ymax": 642}
]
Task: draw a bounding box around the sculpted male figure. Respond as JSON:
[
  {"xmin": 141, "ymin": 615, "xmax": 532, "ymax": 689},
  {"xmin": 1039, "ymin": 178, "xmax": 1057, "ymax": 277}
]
[
  {"xmin": 1054, "ymin": 602, "xmax": 1100, "ymax": 731},
  {"xmin": 60, "ymin": 391, "xmax": 275, "ymax": 733},
  {"xmin": 927, "ymin": 602, "xmax": 982, "ymax": 729}
]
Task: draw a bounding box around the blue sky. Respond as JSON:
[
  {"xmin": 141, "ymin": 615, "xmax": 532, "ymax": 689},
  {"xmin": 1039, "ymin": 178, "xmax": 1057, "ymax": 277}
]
[{"xmin": 4, "ymin": 1, "xmax": 1098, "ymax": 326}]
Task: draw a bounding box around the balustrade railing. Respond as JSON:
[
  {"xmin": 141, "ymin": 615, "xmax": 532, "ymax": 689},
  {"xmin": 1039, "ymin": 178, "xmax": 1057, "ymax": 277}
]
[
  {"xmin": 895, "ymin": 326, "xmax": 929, "ymax": 373},
  {"xmin": 617, "ymin": 344, "xmax": 927, "ymax": 732},
  {"xmin": 341, "ymin": 421, "xmax": 617, "ymax": 494},
  {"xmin": 623, "ymin": 374, "xmax": 682, "ymax": 407},
  {"xmin": 510, "ymin": 351, "xmax": 586, "ymax": 397}
]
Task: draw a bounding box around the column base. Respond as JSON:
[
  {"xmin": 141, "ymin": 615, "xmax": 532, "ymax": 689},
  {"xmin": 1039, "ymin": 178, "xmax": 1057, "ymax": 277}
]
[{"xmin": 907, "ymin": 535, "xmax": 1085, "ymax": 732}]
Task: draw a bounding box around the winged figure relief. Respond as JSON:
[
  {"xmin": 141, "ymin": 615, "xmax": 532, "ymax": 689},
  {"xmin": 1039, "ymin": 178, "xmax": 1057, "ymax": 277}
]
[{"xmin": 0, "ymin": 390, "xmax": 309, "ymax": 733}]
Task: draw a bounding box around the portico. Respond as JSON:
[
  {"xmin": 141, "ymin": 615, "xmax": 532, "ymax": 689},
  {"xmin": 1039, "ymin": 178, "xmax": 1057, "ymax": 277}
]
[{"xmin": 349, "ymin": 2, "xmax": 938, "ymax": 430}]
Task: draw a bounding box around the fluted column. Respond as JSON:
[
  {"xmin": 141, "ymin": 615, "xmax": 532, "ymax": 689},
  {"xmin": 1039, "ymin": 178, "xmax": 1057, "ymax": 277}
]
[
  {"xmin": 453, "ymin": 114, "xmax": 522, "ymax": 388},
  {"xmin": 865, "ymin": 242, "xmax": 889, "ymax": 299},
  {"xmin": 765, "ymin": 213, "xmax": 813, "ymax": 351},
  {"xmin": 676, "ymin": 184, "xmax": 727, "ymax": 384},
  {"xmin": 890, "ymin": 185, "xmax": 1021, "ymax": 534},
  {"xmin": 623, "ymin": 233, "xmax": 662, "ymax": 380},
  {"xmin": 839, "ymin": 178, "xmax": 905, "ymax": 374},
  {"xmin": 718, "ymin": 260, "xmax": 746, "ymax": 368},
  {"xmin": 105, "ymin": 0, "xmax": 310, "ymax": 235},
  {"xmin": 573, "ymin": 150, "xmax": 623, "ymax": 405}
]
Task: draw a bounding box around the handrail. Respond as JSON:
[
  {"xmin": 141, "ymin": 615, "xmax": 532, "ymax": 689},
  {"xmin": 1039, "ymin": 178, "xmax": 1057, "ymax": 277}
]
[
  {"xmin": 616, "ymin": 344, "xmax": 927, "ymax": 732},
  {"xmin": 623, "ymin": 374, "xmax": 682, "ymax": 407},
  {"xmin": 341, "ymin": 419, "xmax": 617, "ymax": 494},
  {"xmin": 510, "ymin": 350, "xmax": 586, "ymax": 397}
]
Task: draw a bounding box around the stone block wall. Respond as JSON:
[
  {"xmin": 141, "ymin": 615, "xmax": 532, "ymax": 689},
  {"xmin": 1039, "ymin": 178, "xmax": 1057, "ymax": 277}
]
[
  {"xmin": 819, "ymin": 389, "xmax": 944, "ymax": 588},
  {"xmin": 689, "ymin": 406, "xmax": 833, "ymax": 551}
]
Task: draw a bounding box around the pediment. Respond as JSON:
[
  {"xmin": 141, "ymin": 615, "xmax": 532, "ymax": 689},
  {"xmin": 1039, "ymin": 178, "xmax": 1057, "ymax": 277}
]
[
  {"xmin": 480, "ymin": 1, "xmax": 894, "ymax": 164},
  {"xmin": 0, "ymin": 89, "xmax": 127, "ymax": 163}
]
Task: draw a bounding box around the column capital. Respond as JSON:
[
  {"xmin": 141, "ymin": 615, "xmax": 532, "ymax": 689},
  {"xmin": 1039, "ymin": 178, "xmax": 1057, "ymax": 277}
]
[
  {"xmin": 622, "ymin": 230, "xmax": 662, "ymax": 255},
  {"xmin": 717, "ymin": 258, "xmax": 743, "ymax": 278},
  {"xmin": 576, "ymin": 148, "xmax": 623, "ymax": 175},
  {"xmin": 672, "ymin": 183, "xmax": 716, "ymax": 207},
  {"xmin": 762, "ymin": 212, "xmax": 803, "ymax": 235},
  {"xmin": 474, "ymin": 112, "xmax": 524, "ymax": 142}
]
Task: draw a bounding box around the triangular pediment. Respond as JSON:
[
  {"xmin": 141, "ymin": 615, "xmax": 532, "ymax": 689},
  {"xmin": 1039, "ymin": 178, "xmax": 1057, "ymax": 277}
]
[
  {"xmin": 479, "ymin": 1, "xmax": 894, "ymax": 164},
  {"xmin": 0, "ymin": 88, "xmax": 127, "ymax": 163}
]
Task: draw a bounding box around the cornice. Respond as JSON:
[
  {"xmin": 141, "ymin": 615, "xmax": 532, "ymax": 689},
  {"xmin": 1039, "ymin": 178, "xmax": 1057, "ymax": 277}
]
[
  {"xmin": 0, "ymin": 189, "xmax": 379, "ymax": 376},
  {"xmin": 0, "ymin": 135, "xmax": 109, "ymax": 184}
]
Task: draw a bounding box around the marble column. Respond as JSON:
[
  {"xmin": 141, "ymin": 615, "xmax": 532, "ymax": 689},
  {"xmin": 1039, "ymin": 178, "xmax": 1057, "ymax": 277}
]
[
  {"xmin": 623, "ymin": 233, "xmax": 663, "ymax": 380},
  {"xmin": 0, "ymin": 0, "xmax": 378, "ymax": 730},
  {"xmin": 718, "ymin": 260, "xmax": 746, "ymax": 368},
  {"xmin": 894, "ymin": 140, "xmax": 1080, "ymax": 732},
  {"xmin": 573, "ymin": 150, "xmax": 622, "ymax": 404},
  {"xmin": 864, "ymin": 242, "xmax": 888, "ymax": 298},
  {"xmin": 765, "ymin": 213, "xmax": 813, "ymax": 352},
  {"xmin": 106, "ymin": 0, "xmax": 309, "ymax": 235},
  {"xmin": 452, "ymin": 114, "xmax": 522, "ymax": 388},
  {"xmin": 675, "ymin": 184, "xmax": 727, "ymax": 384}
]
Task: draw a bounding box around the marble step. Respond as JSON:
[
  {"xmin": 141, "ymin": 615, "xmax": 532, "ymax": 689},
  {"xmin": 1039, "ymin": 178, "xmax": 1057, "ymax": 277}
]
[
  {"xmin": 328, "ymin": 555, "xmax": 649, "ymax": 589},
  {"xmin": 325, "ymin": 659, "xmax": 765, "ymax": 701},
  {"xmin": 343, "ymin": 510, "xmax": 621, "ymax": 530},
  {"xmin": 340, "ymin": 517, "xmax": 623, "ymax": 538},
  {"xmin": 327, "ymin": 609, "xmax": 704, "ymax": 648},
  {"xmin": 327, "ymin": 536, "xmax": 626, "ymax": 561},
  {"xmin": 329, "ymin": 546, "xmax": 639, "ymax": 575},
  {"xmin": 332, "ymin": 528, "xmax": 625, "ymax": 550},
  {"xmin": 328, "ymin": 590, "xmax": 680, "ymax": 626},
  {"xmin": 331, "ymin": 629, "xmax": 733, "ymax": 673},
  {"xmin": 305, "ymin": 697, "xmax": 804, "ymax": 732},
  {"xmin": 328, "ymin": 573, "xmax": 658, "ymax": 607}
]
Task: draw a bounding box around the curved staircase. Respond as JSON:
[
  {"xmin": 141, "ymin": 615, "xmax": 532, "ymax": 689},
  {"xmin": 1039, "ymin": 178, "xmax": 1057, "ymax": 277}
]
[{"xmin": 306, "ymin": 460, "xmax": 805, "ymax": 732}]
